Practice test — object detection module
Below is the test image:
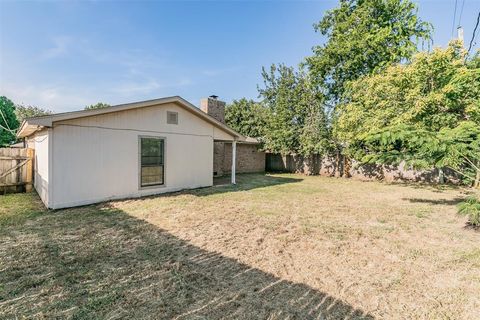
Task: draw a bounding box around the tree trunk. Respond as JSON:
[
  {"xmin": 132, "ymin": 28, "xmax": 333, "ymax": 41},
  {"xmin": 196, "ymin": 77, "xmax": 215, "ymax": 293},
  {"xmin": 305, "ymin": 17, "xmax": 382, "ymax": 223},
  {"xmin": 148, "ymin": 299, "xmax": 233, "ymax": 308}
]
[
  {"xmin": 335, "ymin": 150, "xmax": 341, "ymax": 178},
  {"xmin": 343, "ymin": 157, "xmax": 352, "ymax": 178},
  {"xmin": 474, "ymin": 168, "xmax": 480, "ymax": 189},
  {"xmin": 438, "ymin": 168, "xmax": 445, "ymax": 184}
]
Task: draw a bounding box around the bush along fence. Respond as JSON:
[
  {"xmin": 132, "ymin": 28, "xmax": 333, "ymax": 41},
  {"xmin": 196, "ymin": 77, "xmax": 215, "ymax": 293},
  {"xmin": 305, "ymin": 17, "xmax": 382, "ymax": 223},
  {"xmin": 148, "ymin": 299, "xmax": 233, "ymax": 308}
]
[
  {"xmin": 265, "ymin": 153, "xmax": 459, "ymax": 184},
  {"xmin": 0, "ymin": 148, "xmax": 34, "ymax": 194}
]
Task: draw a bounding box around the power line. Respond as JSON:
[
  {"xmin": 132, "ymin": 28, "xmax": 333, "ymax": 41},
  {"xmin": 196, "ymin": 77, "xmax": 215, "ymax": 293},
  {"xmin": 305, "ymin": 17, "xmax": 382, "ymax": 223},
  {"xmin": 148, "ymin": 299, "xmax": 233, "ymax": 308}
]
[
  {"xmin": 0, "ymin": 109, "xmax": 16, "ymax": 135},
  {"xmin": 467, "ymin": 11, "xmax": 480, "ymax": 55},
  {"xmin": 458, "ymin": 0, "xmax": 466, "ymax": 27},
  {"xmin": 452, "ymin": 0, "xmax": 458, "ymax": 38}
]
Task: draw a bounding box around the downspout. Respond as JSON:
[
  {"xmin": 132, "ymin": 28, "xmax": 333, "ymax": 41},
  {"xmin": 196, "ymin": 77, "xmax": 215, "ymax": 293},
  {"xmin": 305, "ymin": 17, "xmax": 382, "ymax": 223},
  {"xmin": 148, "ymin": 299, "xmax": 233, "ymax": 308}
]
[{"xmin": 231, "ymin": 139, "xmax": 237, "ymax": 185}]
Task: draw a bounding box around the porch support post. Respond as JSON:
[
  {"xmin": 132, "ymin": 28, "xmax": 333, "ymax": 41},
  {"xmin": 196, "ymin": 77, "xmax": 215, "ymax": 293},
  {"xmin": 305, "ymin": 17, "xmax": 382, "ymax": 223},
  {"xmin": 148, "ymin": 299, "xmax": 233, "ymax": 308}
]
[{"xmin": 231, "ymin": 140, "xmax": 237, "ymax": 184}]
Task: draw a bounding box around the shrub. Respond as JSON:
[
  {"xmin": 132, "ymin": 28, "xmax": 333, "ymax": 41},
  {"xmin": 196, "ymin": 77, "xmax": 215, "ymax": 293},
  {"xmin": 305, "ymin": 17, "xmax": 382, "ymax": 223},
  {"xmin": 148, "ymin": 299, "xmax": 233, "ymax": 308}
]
[{"xmin": 458, "ymin": 196, "xmax": 480, "ymax": 227}]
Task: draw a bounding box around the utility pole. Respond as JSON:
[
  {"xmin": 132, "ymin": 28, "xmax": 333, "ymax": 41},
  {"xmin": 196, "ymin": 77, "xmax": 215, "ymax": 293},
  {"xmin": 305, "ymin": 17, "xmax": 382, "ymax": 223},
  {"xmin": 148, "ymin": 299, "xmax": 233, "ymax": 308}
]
[{"xmin": 457, "ymin": 26, "xmax": 464, "ymax": 46}]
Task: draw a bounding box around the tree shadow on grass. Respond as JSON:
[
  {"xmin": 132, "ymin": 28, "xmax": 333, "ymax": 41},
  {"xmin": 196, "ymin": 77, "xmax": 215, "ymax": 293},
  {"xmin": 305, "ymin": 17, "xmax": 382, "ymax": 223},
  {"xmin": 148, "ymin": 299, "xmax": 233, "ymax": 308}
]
[
  {"xmin": 194, "ymin": 173, "xmax": 303, "ymax": 197},
  {"xmin": 1, "ymin": 203, "xmax": 373, "ymax": 320},
  {"xmin": 390, "ymin": 181, "xmax": 465, "ymax": 193},
  {"xmin": 402, "ymin": 197, "xmax": 465, "ymax": 206}
]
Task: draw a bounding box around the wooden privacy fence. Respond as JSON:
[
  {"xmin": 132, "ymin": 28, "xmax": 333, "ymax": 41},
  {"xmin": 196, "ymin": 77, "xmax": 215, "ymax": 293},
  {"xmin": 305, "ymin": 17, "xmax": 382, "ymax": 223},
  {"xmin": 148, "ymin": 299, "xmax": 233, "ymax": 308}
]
[{"xmin": 0, "ymin": 148, "xmax": 34, "ymax": 194}]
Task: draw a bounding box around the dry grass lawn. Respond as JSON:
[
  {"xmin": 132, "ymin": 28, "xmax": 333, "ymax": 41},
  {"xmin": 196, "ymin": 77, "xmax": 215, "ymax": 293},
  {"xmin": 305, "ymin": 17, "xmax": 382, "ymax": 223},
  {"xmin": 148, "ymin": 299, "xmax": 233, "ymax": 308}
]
[{"xmin": 1, "ymin": 174, "xmax": 479, "ymax": 319}]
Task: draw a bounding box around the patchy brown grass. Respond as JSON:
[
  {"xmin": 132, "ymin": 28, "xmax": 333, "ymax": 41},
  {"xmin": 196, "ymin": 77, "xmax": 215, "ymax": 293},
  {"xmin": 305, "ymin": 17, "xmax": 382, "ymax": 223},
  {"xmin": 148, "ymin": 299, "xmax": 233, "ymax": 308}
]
[{"xmin": 1, "ymin": 174, "xmax": 479, "ymax": 319}]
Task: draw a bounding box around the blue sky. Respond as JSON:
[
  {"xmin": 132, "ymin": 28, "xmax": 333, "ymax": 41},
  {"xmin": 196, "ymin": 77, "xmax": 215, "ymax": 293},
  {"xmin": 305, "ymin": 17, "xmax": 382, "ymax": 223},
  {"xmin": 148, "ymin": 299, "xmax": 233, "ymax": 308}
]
[{"xmin": 1, "ymin": 0, "xmax": 479, "ymax": 112}]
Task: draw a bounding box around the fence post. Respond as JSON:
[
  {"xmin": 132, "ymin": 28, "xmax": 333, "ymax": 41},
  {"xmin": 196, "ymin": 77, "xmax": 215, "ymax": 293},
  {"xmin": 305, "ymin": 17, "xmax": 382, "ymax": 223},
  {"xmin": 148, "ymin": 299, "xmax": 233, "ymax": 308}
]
[{"xmin": 25, "ymin": 148, "xmax": 34, "ymax": 192}]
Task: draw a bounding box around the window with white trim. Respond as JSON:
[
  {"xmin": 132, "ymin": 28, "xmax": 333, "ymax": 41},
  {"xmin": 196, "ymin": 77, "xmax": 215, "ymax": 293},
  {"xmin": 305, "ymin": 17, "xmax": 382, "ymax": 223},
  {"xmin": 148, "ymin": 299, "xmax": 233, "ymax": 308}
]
[{"xmin": 140, "ymin": 137, "xmax": 164, "ymax": 187}]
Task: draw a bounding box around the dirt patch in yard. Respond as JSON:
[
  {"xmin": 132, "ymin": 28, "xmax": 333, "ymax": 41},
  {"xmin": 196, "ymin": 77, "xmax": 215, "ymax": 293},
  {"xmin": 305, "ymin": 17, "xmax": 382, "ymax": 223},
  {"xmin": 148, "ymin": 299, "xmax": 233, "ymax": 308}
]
[{"xmin": 1, "ymin": 174, "xmax": 479, "ymax": 319}]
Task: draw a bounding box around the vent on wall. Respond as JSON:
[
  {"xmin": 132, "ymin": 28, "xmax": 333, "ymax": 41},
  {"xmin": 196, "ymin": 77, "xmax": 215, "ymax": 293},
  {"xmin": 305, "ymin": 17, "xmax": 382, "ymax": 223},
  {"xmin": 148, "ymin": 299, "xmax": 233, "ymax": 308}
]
[{"xmin": 167, "ymin": 111, "xmax": 178, "ymax": 124}]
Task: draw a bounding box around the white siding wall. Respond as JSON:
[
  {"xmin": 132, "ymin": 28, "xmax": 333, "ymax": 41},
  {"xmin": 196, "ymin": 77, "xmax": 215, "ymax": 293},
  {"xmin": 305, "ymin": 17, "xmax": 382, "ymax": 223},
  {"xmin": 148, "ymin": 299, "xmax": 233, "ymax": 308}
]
[
  {"xmin": 29, "ymin": 129, "xmax": 51, "ymax": 206},
  {"xmin": 48, "ymin": 103, "xmax": 222, "ymax": 209}
]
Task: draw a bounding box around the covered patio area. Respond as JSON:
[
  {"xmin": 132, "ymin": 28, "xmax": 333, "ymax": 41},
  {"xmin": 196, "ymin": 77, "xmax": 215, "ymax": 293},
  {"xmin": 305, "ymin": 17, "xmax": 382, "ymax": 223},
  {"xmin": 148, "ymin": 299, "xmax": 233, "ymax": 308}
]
[{"xmin": 213, "ymin": 139, "xmax": 238, "ymax": 184}]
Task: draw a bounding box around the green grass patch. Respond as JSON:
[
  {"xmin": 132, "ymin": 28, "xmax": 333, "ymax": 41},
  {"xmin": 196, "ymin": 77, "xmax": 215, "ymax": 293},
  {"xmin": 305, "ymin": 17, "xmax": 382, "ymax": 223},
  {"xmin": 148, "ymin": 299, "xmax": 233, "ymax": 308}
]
[{"xmin": 0, "ymin": 193, "xmax": 47, "ymax": 226}]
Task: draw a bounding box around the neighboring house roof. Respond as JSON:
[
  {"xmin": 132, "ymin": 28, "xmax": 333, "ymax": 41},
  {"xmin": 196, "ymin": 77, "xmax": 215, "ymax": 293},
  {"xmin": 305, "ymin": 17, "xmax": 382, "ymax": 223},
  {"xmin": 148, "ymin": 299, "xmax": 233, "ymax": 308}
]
[
  {"xmin": 17, "ymin": 96, "xmax": 245, "ymax": 140},
  {"xmin": 9, "ymin": 142, "xmax": 25, "ymax": 148}
]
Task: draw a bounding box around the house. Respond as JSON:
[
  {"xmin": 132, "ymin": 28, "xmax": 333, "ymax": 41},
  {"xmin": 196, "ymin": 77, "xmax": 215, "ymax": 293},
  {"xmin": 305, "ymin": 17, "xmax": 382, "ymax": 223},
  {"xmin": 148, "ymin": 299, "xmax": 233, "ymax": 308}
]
[{"xmin": 17, "ymin": 96, "xmax": 264, "ymax": 209}]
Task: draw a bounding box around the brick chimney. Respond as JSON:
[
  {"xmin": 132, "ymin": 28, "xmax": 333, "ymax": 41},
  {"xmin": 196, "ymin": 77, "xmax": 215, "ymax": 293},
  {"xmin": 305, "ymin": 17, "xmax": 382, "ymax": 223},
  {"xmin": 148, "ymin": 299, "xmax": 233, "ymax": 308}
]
[{"xmin": 200, "ymin": 95, "xmax": 226, "ymax": 124}]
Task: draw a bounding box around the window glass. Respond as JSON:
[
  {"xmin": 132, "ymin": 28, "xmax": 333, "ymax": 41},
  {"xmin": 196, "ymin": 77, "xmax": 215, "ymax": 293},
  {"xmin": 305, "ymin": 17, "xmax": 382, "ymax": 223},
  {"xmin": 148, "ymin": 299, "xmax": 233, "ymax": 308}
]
[{"xmin": 140, "ymin": 137, "xmax": 164, "ymax": 187}]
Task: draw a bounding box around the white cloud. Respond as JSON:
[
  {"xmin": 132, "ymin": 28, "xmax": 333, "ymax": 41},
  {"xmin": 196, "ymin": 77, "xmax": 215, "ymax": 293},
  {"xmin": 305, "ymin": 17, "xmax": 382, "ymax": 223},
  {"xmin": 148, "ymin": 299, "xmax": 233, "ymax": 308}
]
[
  {"xmin": 1, "ymin": 83, "xmax": 91, "ymax": 111},
  {"xmin": 1, "ymin": 74, "xmax": 195, "ymax": 112}
]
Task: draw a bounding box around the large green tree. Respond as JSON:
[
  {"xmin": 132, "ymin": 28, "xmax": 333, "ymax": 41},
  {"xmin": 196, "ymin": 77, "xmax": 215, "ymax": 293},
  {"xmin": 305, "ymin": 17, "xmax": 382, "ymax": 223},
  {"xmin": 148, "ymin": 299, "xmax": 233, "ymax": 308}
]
[
  {"xmin": 225, "ymin": 98, "xmax": 267, "ymax": 139},
  {"xmin": 305, "ymin": 0, "xmax": 431, "ymax": 108},
  {"xmin": 0, "ymin": 96, "xmax": 19, "ymax": 146},
  {"xmin": 258, "ymin": 64, "xmax": 330, "ymax": 155},
  {"xmin": 336, "ymin": 42, "xmax": 480, "ymax": 187},
  {"xmin": 15, "ymin": 105, "xmax": 52, "ymax": 123},
  {"xmin": 361, "ymin": 122, "xmax": 480, "ymax": 188},
  {"xmin": 336, "ymin": 42, "xmax": 479, "ymax": 152}
]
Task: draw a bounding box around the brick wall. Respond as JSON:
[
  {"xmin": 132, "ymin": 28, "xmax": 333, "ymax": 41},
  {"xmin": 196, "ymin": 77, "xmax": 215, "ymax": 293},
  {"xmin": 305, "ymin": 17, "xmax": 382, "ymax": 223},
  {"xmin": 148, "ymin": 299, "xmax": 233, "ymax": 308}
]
[
  {"xmin": 213, "ymin": 142, "xmax": 225, "ymax": 176},
  {"xmin": 213, "ymin": 142, "xmax": 265, "ymax": 176},
  {"xmin": 200, "ymin": 97, "xmax": 226, "ymax": 124},
  {"xmin": 202, "ymin": 97, "xmax": 265, "ymax": 176}
]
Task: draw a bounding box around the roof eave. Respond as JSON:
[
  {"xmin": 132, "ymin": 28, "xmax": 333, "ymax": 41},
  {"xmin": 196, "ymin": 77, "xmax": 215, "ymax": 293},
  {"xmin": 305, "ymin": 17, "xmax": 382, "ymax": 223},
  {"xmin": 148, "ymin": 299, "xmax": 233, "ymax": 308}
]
[
  {"xmin": 17, "ymin": 122, "xmax": 45, "ymax": 138},
  {"xmin": 17, "ymin": 96, "xmax": 243, "ymax": 139}
]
